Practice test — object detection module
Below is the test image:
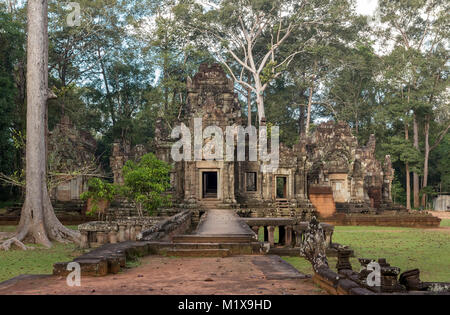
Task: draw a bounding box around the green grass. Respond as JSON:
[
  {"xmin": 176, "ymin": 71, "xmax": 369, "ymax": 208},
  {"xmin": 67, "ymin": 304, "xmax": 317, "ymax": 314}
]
[
  {"xmin": 0, "ymin": 225, "xmax": 81, "ymax": 283},
  {"xmin": 0, "ymin": 243, "xmax": 81, "ymax": 283},
  {"xmin": 284, "ymin": 225, "xmax": 450, "ymax": 282},
  {"xmin": 440, "ymin": 219, "xmax": 450, "ymax": 227}
]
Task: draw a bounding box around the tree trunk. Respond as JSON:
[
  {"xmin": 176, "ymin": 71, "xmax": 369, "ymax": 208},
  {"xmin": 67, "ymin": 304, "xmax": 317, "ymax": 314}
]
[
  {"xmin": 413, "ymin": 114, "xmax": 420, "ymax": 208},
  {"xmin": 247, "ymin": 85, "xmax": 252, "ymax": 127},
  {"xmin": 1, "ymin": 0, "xmax": 80, "ymax": 250},
  {"xmin": 253, "ymin": 76, "xmax": 265, "ymax": 125},
  {"xmin": 421, "ymin": 116, "xmax": 430, "ymax": 208},
  {"xmin": 306, "ymin": 60, "xmax": 317, "ymax": 134},
  {"xmin": 405, "ymin": 123, "xmax": 411, "ymax": 210}
]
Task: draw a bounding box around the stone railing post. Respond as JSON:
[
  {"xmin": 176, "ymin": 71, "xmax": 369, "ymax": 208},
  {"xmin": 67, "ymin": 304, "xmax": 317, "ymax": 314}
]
[
  {"xmin": 97, "ymin": 231, "xmax": 107, "ymax": 245},
  {"xmin": 285, "ymin": 225, "xmax": 293, "ymax": 247},
  {"xmin": 80, "ymin": 231, "xmax": 89, "ymax": 249},
  {"xmin": 267, "ymin": 226, "xmax": 275, "ymax": 246},
  {"xmin": 135, "ymin": 225, "xmax": 142, "ymax": 239},
  {"xmin": 130, "ymin": 225, "xmax": 136, "ymax": 241},
  {"xmin": 118, "ymin": 224, "xmax": 126, "ymax": 242},
  {"xmin": 125, "ymin": 224, "xmax": 131, "ymax": 240},
  {"xmin": 109, "ymin": 229, "xmax": 117, "ymax": 244}
]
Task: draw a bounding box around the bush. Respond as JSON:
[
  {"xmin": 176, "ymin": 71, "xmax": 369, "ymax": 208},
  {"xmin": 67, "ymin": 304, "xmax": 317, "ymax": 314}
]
[
  {"xmin": 122, "ymin": 153, "xmax": 172, "ymax": 216},
  {"xmin": 80, "ymin": 178, "xmax": 117, "ymax": 217}
]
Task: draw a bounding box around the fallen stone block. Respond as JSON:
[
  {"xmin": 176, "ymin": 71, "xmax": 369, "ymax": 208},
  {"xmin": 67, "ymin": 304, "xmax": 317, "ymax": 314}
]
[
  {"xmin": 53, "ymin": 258, "xmax": 108, "ymax": 277},
  {"xmin": 337, "ymin": 279, "xmax": 360, "ymax": 295},
  {"xmin": 349, "ymin": 287, "xmax": 377, "ymax": 295}
]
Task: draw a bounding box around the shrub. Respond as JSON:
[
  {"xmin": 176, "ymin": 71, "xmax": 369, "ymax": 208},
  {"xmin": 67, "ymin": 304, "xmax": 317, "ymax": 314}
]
[{"xmin": 122, "ymin": 153, "xmax": 172, "ymax": 216}]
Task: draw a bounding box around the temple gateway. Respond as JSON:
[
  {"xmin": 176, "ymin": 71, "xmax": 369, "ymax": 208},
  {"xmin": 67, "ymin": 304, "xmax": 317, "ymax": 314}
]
[{"xmin": 110, "ymin": 63, "xmax": 404, "ymax": 220}]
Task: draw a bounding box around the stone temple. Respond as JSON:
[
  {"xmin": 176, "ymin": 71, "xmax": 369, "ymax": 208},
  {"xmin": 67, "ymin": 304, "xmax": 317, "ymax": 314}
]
[{"xmin": 110, "ymin": 63, "xmax": 403, "ymax": 221}]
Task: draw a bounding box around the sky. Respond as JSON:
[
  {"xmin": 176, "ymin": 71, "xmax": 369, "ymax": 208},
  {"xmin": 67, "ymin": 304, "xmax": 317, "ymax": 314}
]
[{"xmin": 355, "ymin": 0, "xmax": 379, "ymax": 16}]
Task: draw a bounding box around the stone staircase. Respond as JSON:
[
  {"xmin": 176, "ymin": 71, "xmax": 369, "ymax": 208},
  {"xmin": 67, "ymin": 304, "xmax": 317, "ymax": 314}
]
[
  {"xmin": 151, "ymin": 209, "xmax": 262, "ymax": 257},
  {"xmin": 151, "ymin": 234, "xmax": 261, "ymax": 257},
  {"xmin": 198, "ymin": 199, "xmax": 221, "ymax": 209}
]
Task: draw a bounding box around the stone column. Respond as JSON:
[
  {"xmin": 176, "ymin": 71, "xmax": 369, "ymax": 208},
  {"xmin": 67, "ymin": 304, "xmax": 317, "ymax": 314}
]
[
  {"xmin": 267, "ymin": 226, "xmax": 275, "ymax": 246},
  {"xmin": 130, "ymin": 225, "xmax": 136, "ymax": 241},
  {"xmin": 135, "ymin": 225, "xmax": 142, "ymax": 239},
  {"xmin": 285, "ymin": 226, "xmax": 293, "ymax": 247},
  {"xmin": 125, "ymin": 224, "xmax": 131, "ymax": 241},
  {"xmin": 97, "ymin": 231, "xmax": 107, "ymax": 245},
  {"xmin": 294, "ymin": 228, "xmax": 303, "ymax": 247},
  {"xmin": 80, "ymin": 231, "xmax": 89, "ymax": 249},
  {"xmin": 109, "ymin": 230, "xmax": 117, "ymax": 244},
  {"xmin": 118, "ymin": 224, "xmax": 126, "ymax": 242}
]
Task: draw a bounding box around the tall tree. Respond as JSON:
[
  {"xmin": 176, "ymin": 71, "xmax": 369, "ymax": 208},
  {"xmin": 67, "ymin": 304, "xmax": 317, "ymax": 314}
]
[
  {"xmin": 378, "ymin": 0, "xmax": 449, "ymax": 208},
  {"xmin": 175, "ymin": 0, "xmax": 351, "ymax": 125},
  {"xmin": 1, "ymin": 0, "xmax": 80, "ymax": 250}
]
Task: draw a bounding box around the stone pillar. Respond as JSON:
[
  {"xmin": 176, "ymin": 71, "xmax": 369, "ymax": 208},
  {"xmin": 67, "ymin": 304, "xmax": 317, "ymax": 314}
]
[
  {"xmin": 135, "ymin": 225, "xmax": 142, "ymax": 239},
  {"xmin": 130, "ymin": 225, "xmax": 136, "ymax": 241},
  {"xmin": 294, "ymin": 228, "xmax": 303, "ymax": 247},
  {"xmin": 125, "ymin": 224, "xmax": 131, "ymax": 241},
  {"xmin": 97, "ymin": 231, "xmax": 107, "ymax": 245},
  {"xmin": 285, "ymin": 226, "xmax": 293, "ymax": 247},
  {"xmin": 118, "ymin": 224, "xmax": 126, "ymax": 242},
  {"xmin": 109, "ymin": 230, "xmax": 117, "ymax": 244},
  {"xmin": 336, "ymin": 249, "xmax": 353, "ymax": 272},
  {"xmin": 80, "ymin": 231, "xmax": 89, "ymax": 249},
  {"xmin": 267, "ymin": 226, "xmax": 275, "ymax": 246}
]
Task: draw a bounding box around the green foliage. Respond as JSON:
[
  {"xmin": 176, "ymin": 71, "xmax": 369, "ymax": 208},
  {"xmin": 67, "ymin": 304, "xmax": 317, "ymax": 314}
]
[
  {"xmin": 0, "ymin": 10, "xmax": 24, "ymax": 178},
  {"xmin": 433, "ymin": 134, "xmax": 450, "ymax": 193},
  {"xmin": 122, "ymin": 153, "xmax": 172, "ymax": 216},
  {"xmin": 382, "ymin": 136, "xmax": 423, "ymax": 173},
  {"xmin": 391, "ymin": 175, "xmax": 406, "ymax": 205},
  {"xmin": 80, "ymin": 178, "xmax": 117, "ymax": 216}
]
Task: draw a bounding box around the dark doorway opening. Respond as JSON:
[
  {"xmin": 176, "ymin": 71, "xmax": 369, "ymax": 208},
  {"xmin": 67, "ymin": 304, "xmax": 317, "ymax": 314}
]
[
  {"xmin": 203, "ymin": 172, "xmax": 218, "ymax": 199},
  {"xmin": 276, "ymin": 177, "xmax": 287, "ymax": 199}
]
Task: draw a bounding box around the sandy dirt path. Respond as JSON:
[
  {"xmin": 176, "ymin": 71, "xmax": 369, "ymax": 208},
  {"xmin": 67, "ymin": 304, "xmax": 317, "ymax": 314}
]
[{"xmin": 0, "ymin": 255, "xmax": 325, "ymax": 295}]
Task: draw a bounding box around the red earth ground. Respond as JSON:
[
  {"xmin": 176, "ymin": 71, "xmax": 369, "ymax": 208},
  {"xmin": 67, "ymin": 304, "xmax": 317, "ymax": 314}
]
[{"xmin": 0, "ymin": 255, "xmax": 325, "ymax": 295}]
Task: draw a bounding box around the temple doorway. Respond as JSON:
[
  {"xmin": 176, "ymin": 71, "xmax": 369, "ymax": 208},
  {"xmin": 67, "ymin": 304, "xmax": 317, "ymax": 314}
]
[
  {"xmin": 276, "ymin": 176, "xmax": 287, "ymax": 199},
  {"xmin": 202, "ymin": 171, "xmax": 218, "ymax": 199}
]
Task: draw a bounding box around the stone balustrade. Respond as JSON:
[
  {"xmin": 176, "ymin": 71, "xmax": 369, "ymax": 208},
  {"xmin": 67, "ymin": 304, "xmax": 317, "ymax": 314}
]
[
  {"xmin": 243, "ymin": 218, "xmax": 334, "ymax": 248},
  {"xmin": 78, "ymin": 217, "xmax": 163, "ymax": 249}
]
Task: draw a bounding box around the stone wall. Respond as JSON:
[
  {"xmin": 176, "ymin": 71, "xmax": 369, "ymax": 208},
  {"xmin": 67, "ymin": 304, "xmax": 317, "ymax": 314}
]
[
  {"xmin": 48, "ymin": 115, "xmax": 97, "ymax": 202},
  {"xmin": 78, "ymin": 216, "xmax": 163, "ymax": 248},
  {"xmin": 138, "ymin": 210, "xmax": 193, "ymax": 241},
  {"xmin": 110, "ymin": 141, "xmax": 147, "ymax": 185},
  {"xmin": 323, "ymin": 212, "xmax": 441, "ymax": 228},
  {"xmin": 308, "ymin": 186, "xmax": 336, "ymax": 218}
]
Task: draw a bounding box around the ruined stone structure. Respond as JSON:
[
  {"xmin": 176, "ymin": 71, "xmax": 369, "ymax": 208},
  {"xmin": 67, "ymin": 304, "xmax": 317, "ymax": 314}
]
[
  {"xmin": 156, "ymin": 64, "xmax": 400, "ymax": 218},
  {"xmin": 110, "ymin": 141, "xmax": 147, "ymax": 185},
  {"xmin": 48, "ymin": 115, "xmax": 97, "ymax": 202},
  {"xmin": 305, "ymin": 122, "xmax": 403, "ymax": 216},
  {"xmin": 113, "ymin": 63, "xmax": 401, "ymax": 219}
]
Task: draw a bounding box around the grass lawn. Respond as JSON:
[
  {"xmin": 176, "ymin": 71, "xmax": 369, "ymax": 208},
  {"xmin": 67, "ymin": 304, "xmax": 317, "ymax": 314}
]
[
  {"xmin": 283, "ymin": 225, "xmax": 450, "ymax": 282},
  {"xmin": 0, "ymin": 225, "xmax": 81, "ymax": 283},
  {"xmin": 441, "ymin": 219, "xmax": 450, "ymax": 227}
]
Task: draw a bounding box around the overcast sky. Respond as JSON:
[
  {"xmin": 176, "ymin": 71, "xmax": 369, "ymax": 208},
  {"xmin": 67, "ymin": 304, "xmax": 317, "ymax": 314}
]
[{"xmin": 355, "ymin": 0, "xmax": 379, "ymax": 16}]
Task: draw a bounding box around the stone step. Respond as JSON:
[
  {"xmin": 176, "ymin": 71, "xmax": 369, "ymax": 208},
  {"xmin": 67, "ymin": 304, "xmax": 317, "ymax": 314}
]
[
  {"xmin": 149, "ymin": 241, "xmax": 261, "ymax": 255},
  {"xmin": 164, "ymin": 248, "xmax": 231, "ymax": 257},
  {"xmin": 172, "ymin": 234, "xmax": 255, "ymax": 244}
]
